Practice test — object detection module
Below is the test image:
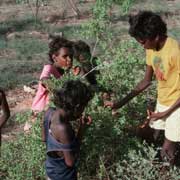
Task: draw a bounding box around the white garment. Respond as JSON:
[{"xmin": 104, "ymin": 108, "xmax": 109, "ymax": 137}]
[{"xmin": 149, "ymin": 102, "xmax": 180, "ymax": 142}]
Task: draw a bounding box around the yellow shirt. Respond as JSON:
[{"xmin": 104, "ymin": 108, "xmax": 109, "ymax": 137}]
[{"xmin": 146, "ymin": 37, "xmax": 180, "ymax": 106}]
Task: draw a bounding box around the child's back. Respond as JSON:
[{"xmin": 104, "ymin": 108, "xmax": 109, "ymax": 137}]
[{"xmin": 43, "ymin": 80, "xmax": 92, "ymax": 180}]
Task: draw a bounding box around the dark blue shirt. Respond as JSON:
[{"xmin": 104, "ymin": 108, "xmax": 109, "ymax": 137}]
[{"xmin": 44, "ymin": 108, "xmax": 79, "ymax": 180}]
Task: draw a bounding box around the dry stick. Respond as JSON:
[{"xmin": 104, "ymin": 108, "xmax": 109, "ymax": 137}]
[
  {"xmin": 27, "ymin": 0, "xmax": 35, "ymax": 17},
  {"xmin": 27, "ymin": 0, "xmax": 40, "ymax": 23},
  {"xmin": 100, "ymin": 156, "xmax": 111, "ymax": 180},
  {"xmin": 81, "ymin": 36, "xmax": 114, "ymax": 79},
  {"xmin": 81, "ymin": 56, "xmax": 113, "ymax": 79},
  {"xmin": 35, "ymin": 0, "xmax": 40, "ymax": 23},
  {"xmin": 67, "ymin": 0, "xmax": 81, "ymax": 17},
  {"xmin": 81, "ymin": 37, "xmax": 99, "ymax": 79}
]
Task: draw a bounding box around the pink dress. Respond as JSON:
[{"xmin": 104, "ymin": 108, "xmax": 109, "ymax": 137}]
[{"xmin": 31, "ymin": 64, "xmax": 62, "ymax": 112}]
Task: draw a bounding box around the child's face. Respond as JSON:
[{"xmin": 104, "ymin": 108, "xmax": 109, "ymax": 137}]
[
  {"xmin": 77, "ymin": 52, "xmax": 90, "ymax": 63},
  {"xmin": 136, "ymin": 37, "xmax": 158, "ymax": 50},
  {"xmin": 53, "ymin": 47, "xmax": 73, "ymax": 70}
]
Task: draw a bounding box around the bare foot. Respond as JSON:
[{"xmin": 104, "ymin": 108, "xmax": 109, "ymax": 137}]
[{"xmin": 23, "ymin": 121, "xmax": 32, "ymax": 132}]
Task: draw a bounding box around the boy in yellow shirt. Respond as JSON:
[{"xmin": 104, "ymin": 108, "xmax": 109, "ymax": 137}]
[{"xmin": 105, "ymin": 11, "xmax": 180, "ymax": 165}]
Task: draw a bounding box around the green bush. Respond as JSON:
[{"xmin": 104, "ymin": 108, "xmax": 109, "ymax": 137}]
[
  {"xmin": 0, "ymin": 113, "xmax": 45, "ymax": 180},
  {"xmin": 1, "ymin": 1, "xmax": 180, "ymax": 180}
]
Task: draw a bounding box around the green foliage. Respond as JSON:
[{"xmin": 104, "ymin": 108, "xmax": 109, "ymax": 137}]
[
  {"xmin": 44, "ymin": 71, "xmax": 82, "ymax": 93},
  {"xmin": 0, "ymin": 113, "xmax": 45, "ymax": 180},
  {"xmin": 120, "ymin": 0, "xmax": 134, "ymax": 14},
  {"xmin": 15, "ymin": 111, "xmax": 32, "ymax": 124},
  {"xmin": 76, "ymin": 1, "xmax": 180, "ymax": 179},
  {"xmin": 113, "ymin": 143, "xmax": 180, "ymax": 180},
  {"xmin": 1, "ymin": 1, "xmax": 180, "ymax": 180}
]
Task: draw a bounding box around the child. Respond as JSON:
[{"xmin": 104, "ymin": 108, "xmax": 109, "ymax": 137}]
[
  {"xmin": 31, "ymin": 36, "xmax": 73, "ymax": 112},
  {"xmin": 24, "ymin": 36, "xmax": 73, "ymax": 131},
  {"xmin": 105, "ymin": 11, "xmax": 180, "ymax": 165},
  {"xmin": 0, "ymin": 89, "xmax": 10, "ymax": 147},
  {"xmin": 42, "ymin": 80, "xmax": 92, "ymax": 180},
  {"xmin": 72, "ymin": 40, "xmax": 99, "ymax": 85}
]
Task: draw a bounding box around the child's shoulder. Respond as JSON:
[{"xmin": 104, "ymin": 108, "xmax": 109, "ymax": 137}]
[
  {"xmin": 42, "ymin": 64, "xmax": 57, "ymax": 73},
  {"xmin": 51, "ymin": 110, "xmax": 74, "ymax": 139},
  {"xmin": 166, "ymin": 37, "xmax": 180, "ymax": 55},
  {"xmin": 43, "ymin": 64, "xmax": 54, "ymax": 70},
  {"xmin": 167, "ymin": 37, "xmax": 179, "ymax": 47}
]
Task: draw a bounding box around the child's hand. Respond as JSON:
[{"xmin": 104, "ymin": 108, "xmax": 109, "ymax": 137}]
[
  {"xmin": 80, "ymin": 114, "xmax": 92, "ymax": 126},
  {"xmin": 72, "ymin": 66, "xmax": 81, "ymax": 76},
  {"xmin": 101, "ymin": 92, "xmax": 111, "ymax": 101},
  {"xmin": 139, "ymin": 110, "xmax": 151, "ymax": 128},
  {"xmin": 104, "ymin": 101, "xmax": 116, "ymax": 109},
  {"xmin": 112, "ymin": 109, "xmax": 119, "ymax": 117},
  {"xmin": 147, "ymin": 109, "xmax": 167, "ymax": 121}
]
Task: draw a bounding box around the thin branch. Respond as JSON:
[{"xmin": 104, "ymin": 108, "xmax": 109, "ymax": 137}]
[{"xmin": 67, "ymin": 0, "xmax": 81, "ymax": 18}]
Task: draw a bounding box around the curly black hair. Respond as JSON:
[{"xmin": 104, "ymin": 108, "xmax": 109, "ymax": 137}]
[
  {"xmin": 129, "ymin": 11, "xmax": 167, "ymax": 40},
  {"xmin": 53, "ymin": 80, "xmax": 93, "ymax": 113},
  {"xmin": 48, "ymin": 36, "xmax": 73, "ymax": 63},
  {"xmin": 72, "ymin": 40, "xmax": 91, "ymax": 60}
]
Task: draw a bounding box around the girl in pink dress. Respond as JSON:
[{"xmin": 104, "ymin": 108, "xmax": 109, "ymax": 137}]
[
  {"xmin": 24, "ymin": 36, "xmax": 73, "ymax": 131},
  {"xmin": 32, "ymin": 37, "xmax": 73, "ymax": 112}
]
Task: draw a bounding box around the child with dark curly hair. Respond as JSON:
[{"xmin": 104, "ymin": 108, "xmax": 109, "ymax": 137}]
[
  {"xmin": 31, "ymin": 36, "xmax": 73, "ymax": 113},
  {"xmin": 105, "ymin": 11, "xmax": 180, "ymax": 165},
  {"xmin": 0, "ymin": 89, "xmax": 10, "ymax": 147},
  {"xmin": 42, "ymin": 80, "xmax": 92, "ymax": 180},
  {"xmin": 72, "ymin": 40, "xmax": 99, "ymax": 85},
  {"xmin": 24, "ymin": 36, "xmax": 73, "ymax": 131}
]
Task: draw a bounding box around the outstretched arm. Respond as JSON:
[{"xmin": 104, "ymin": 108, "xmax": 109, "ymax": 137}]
[{"xmin": 105, "ymin": 65, "xmax": 153, "ymax": 109}]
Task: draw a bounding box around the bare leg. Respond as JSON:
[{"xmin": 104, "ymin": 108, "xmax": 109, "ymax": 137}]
[
  {"xmin": 161, "ymin": 138, "xmax": 176, "ymax": 165},
  {"xmin": 153, "ymin": 129, "xmax": 161, "ymax": 142}
]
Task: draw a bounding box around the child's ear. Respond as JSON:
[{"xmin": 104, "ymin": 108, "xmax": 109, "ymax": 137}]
[{"xmin": 155, "ymin": 35, "xmax": 160, "ymax": 42}]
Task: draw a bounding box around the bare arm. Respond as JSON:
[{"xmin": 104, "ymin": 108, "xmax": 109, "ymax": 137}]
[
  {"xmin": 0, "ymin": 90, "xmax": 10, "ymax": 128},
  {"xmin": 59, "ymin": 126, "xmax": 76, "ymax": 167},
  {"xmin": 105, "ymin": 65, "xmax": 153, "ymax": 109},
  {"xmin": 164, "ymin": 97, "xmax": 180, "ymax": 116}
]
